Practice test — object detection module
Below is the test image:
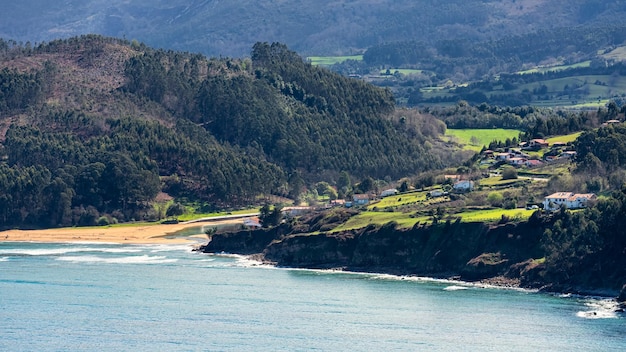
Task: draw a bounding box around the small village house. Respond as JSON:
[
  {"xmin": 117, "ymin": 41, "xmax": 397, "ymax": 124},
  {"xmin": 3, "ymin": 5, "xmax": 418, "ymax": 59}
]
[
  {"xmin": 380, "ymin": 188, "xmax": 398, "ymax": 197},
  {"xmin": 542, "ymin": 192, "xmax": 596, "ymax": 211},
  {"xmin": 453, "ymin": 180, "xmax": 474, "ymax": 192},
  {"xmin": 353, "ymin": 194, "xmax": 370, "ymax": 206}
]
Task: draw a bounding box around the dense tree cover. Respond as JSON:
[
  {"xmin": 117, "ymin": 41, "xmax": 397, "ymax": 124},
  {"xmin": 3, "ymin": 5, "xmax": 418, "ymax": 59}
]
[
  {"xmin": 0, "ymin": 68, "xmax": 44, "ymax": 112},
  {"xmin": 0, "ymin": 112, "xmax": 285, "ymax": 227},
  {"xmin": 0, "ymin": 36, "xmax": 445, "ymax": 227},
  {"xmin": 539, "ymin": 190, "xmax": 626, "ymax": 290},
  {"xmin": 123, "ymin": 42, "xmax": 441, "ymax": 180},
  {"xmin": 575, "ymin": 123, "xmax": 626, "ymax": 174}
]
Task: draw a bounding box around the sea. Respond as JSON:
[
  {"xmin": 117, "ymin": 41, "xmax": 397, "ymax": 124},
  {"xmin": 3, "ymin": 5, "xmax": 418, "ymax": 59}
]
[{"xmin": 1, "ymin": 241, "xmax": 625, "ymax": 352}]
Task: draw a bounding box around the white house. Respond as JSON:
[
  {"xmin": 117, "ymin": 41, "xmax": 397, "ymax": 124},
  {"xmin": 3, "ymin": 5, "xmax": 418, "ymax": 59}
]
[
  {"xmin": 380, "ymin": 188, "xmax": 398, "ymax": 197},
  {"xmin": 453, "ymin": 180, "xmax": 474, "ymax": 192},
  {"xmin": 543, "ymin": 192, "xmax": 596, "ymax": 211}
]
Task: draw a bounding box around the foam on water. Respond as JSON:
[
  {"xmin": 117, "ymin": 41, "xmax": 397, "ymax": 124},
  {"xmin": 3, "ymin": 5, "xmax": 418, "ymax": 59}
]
[
  {"xmin": 576, "ymin": 299, "xmax": 620, "ymax": 319},
  {"xmin": 444, "ymin": 285, "xmax": 470, "ymax": 291},
  {"xmin": 0, "ymin": 246, "xmax": 138, "ymax": 256},
  {"xmin": 0, "ymin": 256, "xmax": 8, "ymax": 262},
  {"xmin": 56, "ymin": 254, "xmax": 178, "ymax": 265}
]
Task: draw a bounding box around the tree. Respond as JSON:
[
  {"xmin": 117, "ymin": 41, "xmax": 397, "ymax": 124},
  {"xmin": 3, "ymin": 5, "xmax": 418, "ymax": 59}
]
[
  {"xmin": 501, "ymin": 166, "xmax": 518, "ymax": 180},
  {"xmin": 487, "ymin": 192, "xmax": 504, "ymax": 207},
  {"xmin": 166, "ymin": 202, "xmax": 185, "ymax": 218},
  {"xmin": 260, "ymin": 204, "xmax": 283, "ymax": 228},
  {"xmin": 337, "ymin": 171, "xmax": 352, "ymax": 198}
]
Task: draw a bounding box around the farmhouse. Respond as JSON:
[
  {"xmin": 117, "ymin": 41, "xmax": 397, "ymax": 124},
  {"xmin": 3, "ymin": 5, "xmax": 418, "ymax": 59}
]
[
  {"xmin": 560, "ymin": 151, "xmax": 577, "ymax": 159},
  {"xmin": 542, "ymin": 192, "xmax": 596, "ymax": 211},
  {"xmin": 508, "ymin": 157, "xmax": 526, "ymax": 166},
  {"xmin": 353, "ymin": 194, "xmax": 371, "ymax": 206},
  {"xmin": 453, "ymin": 180, "xmax": 474, "ymax": 192},
  {"xmin": 525, "ymin": 159, "xmax": 543, "ymax": 168},
  {"xmin": 380, "ymin": 188, "xmax": 398, "ymax": 197},
  {"xmin": 529, "ymin": 139, "xmax": 549, "ymax": 148}
]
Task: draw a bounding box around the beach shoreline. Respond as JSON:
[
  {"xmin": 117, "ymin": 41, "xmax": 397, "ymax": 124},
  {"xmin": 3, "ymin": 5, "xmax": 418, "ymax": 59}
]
[{"xmin": 0, "ymin": 220, "xmax": 239, "ymax": 245}]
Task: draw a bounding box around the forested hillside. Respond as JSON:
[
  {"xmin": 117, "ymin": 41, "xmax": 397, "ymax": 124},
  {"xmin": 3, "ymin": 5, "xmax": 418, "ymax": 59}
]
[
  {"xmin": 2, "ymin": 1, "xmax": 625, "ymax": 57},
  {"xmin": 0, "ymin": 35, "xmax": 442, "ymax": 228}
]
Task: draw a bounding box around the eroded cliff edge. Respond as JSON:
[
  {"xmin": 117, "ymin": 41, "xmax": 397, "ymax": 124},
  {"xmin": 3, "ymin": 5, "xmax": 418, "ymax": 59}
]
[{"xmin": 200, "ymin": 213, "xmax": 625, "ymax": 299}]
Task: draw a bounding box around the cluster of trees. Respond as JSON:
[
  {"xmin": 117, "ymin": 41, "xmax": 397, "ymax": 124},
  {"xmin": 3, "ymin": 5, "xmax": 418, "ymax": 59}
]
[
  {"xmin": 0, "ymin": 68, "xmax": 44, "ymax": 111},
  {"xmin": 539, "ymin": 190, "xmax": 626, "ymax": 290},
  {"xmin": 0, "ymin": 36, "xmax": 448, "ymax": 227},
  {"xmin": 0, "ymin": 111, "xmax": 286, "ymax": 227},
  {"xmin": 123, "ymin": 41, "xmax": 441, "ymax": 180},
  {"xmin": 427, "ymin": 102, "xmax": 601, "ymax": 138}
]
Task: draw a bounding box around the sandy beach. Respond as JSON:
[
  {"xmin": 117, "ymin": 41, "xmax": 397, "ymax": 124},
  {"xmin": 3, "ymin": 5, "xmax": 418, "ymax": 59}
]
[{"xmin": 0, "ymin": 220, "xmax": 240, "ymax": 244}]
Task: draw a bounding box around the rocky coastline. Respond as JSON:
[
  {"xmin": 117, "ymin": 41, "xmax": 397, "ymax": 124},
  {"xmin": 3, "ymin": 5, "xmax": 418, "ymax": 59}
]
[{"xmin": 199, "ymin": 217, "xmax": 626, "ymax": 303}]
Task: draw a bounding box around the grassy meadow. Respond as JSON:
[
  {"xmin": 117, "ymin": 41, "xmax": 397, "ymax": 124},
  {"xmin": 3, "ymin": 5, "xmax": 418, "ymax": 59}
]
[
  {"xmin": 546, "ymin": 132, "xmax": 582, "ymax": 144},
  {"xmin": 444, "ymin": 129, "xmax": 522, "ymax": 151},
  {"xmin": 307, "ymin": 55, "xmax": 363, "ymax": 66}
]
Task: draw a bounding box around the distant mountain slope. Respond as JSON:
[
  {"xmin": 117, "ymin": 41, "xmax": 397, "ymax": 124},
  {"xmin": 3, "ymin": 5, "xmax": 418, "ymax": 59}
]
[{"xmin": 1, "ymin": 1, "xmax": 625, "ymax": 57}]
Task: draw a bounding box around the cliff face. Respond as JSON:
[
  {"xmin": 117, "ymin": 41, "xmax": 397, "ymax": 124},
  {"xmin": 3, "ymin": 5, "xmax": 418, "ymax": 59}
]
[
  {"xmin": 203, "ymin": 219, "xmax": 546, "ymax": 284},
  {"xmin": 262, "ymin": 220, "xmax": 545, "ymax": 282}
]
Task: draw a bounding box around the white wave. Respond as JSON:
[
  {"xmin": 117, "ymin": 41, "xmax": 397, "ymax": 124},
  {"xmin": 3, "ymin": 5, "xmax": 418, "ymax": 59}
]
[
  {"xmin": 576, "ymin": 299, "xmax": 619, "ymax": 319},
  {"xmin": 146, "ymin": 244, "xmax": 194, "ymax": 253},
  {"xmin": 0, "ymin": 256, "xmax": 8, "ymax": 262},
  {"xmin": 0, "ymin": 247, "xmax": 142, "ymax": 256},
  {"xmin": 444, "ymin": 285, "xmax": 469, "ymax": 291},
  {"xmin": 56, "ymin": 255, "xmax": 178, "ymax": 264}
]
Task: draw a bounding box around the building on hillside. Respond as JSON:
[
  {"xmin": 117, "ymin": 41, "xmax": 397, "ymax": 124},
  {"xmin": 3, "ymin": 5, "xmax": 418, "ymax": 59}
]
[
  {"xmin": 380, "ymin": 188, "xmax": 398, "ymax": 197},
  {"xmin": 529, "ymin": 139, "xmax": 549, "ymax": 149},
  {"xmin": 453, "ymin": 180, "xmax": 474, "ymax": 192},
  {"xmin": 560, "ymin": 151, "xmax": 577, "ymax": 159},
  {"xmin": 330, "ymin": 199, "xmax": 346, "ymax": 207},
  {"xmin": 525, "ymin": 159, "xmax": 543, "ymax": 168},
  {"xmin": 542, "ymin": 192, "xmax": 596, "ymax": 211},
  {"xmin": 429, "ymin": 189, "xmax": 447, "ymax": 198},
  {"xmin": 353, "ymin": 194, "xmax": 370, "ymax": 206},
  {"xmin": 508, "ymin": 157, "xmax": 527, "ymax": 166}
]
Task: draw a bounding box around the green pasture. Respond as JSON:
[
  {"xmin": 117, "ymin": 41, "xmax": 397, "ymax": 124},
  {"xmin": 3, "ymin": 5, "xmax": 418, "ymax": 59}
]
[
  {"xmin": 380, "ymin": 68, "xmax": 424, "ymax": 75},
  {"xmin": 444, "ymin": 129, "xmax": 522, "ymax": 151},
  {"xmin": 330, "ymin": 207, "xmax": 537, "ymax": 232},
  {"xmin": 330, "ymin": 211, "xmax": 422, "ymax": 232},
  {"xmin": 516, "ymin": 61, "xmax": 591, "ymax": 75},
  {"xmin": 546, "ymin": 132, "xmax": 582, "ymax": 144},
  {"xmin": 307, "ymin": 55, "xmax": 363, "ymax": 66},
  {"xmin": 176, "ymin": 208, "xmax": 259, "ymax": 222},
  {"xmin": 368, "ymin": 191, "xmax": 428, "ymax": 210},
  {"xmin": 479, "ymin": 177, "xmax": 523, "ymax": 187},
  {"xmin": 455, "ymin": 208, "xmax": 535, "ymax": 222}
]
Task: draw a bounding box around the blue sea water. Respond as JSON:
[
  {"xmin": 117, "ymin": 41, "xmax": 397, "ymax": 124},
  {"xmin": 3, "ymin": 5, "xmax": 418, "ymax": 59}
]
[{"xmin": 1, "ymin": 241, "xmax": 625, "ymax": 351}]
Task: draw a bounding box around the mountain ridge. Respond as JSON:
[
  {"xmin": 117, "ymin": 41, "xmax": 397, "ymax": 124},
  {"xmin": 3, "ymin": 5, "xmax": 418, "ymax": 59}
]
[{"xmin": 2, "ymin": 1, "xmax": 626, "ymax": 57}]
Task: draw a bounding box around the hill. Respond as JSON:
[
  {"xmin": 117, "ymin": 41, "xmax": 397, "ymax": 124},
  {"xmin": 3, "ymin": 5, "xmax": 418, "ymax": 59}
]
[
  {"xmin": 0, "ymin": 35, "xmax": 444, "ymax": 228},
  {"xmin": 1, "ymin": 1, "xmax": 626, "ymax": 57}
]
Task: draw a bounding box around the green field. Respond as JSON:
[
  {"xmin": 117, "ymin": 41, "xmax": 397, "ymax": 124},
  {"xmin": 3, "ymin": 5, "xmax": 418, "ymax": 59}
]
[
  {"xmin": 455, "ymin": 208, "xmax": 535, "ymax": 222},
  {"xmin": 546, "ymin": 132, "xmax": 582, "ymax": 144},
  {"xmin": 517, "ymin": 61, "xmax": 592, "ymax": 75},
  {"xmin": 444, "ymin": 129, "xmax": 522, "ymax": 151},
  {"xmin": 307, "ymin": 55, "xmax": 363, "ymax": 66},
  {"xmin": 330, "ymin": 207, "xmax": 537, "ymax": 232},
  {"xmin": 379, "ymin": 68, "xmax": 424, "ymax": 75}
]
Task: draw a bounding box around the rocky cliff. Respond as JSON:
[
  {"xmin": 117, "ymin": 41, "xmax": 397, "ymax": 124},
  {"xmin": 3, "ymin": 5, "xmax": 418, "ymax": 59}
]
[{"xmin": 201, "ymin": 218, "xmax": 547, "ymax": 286}]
